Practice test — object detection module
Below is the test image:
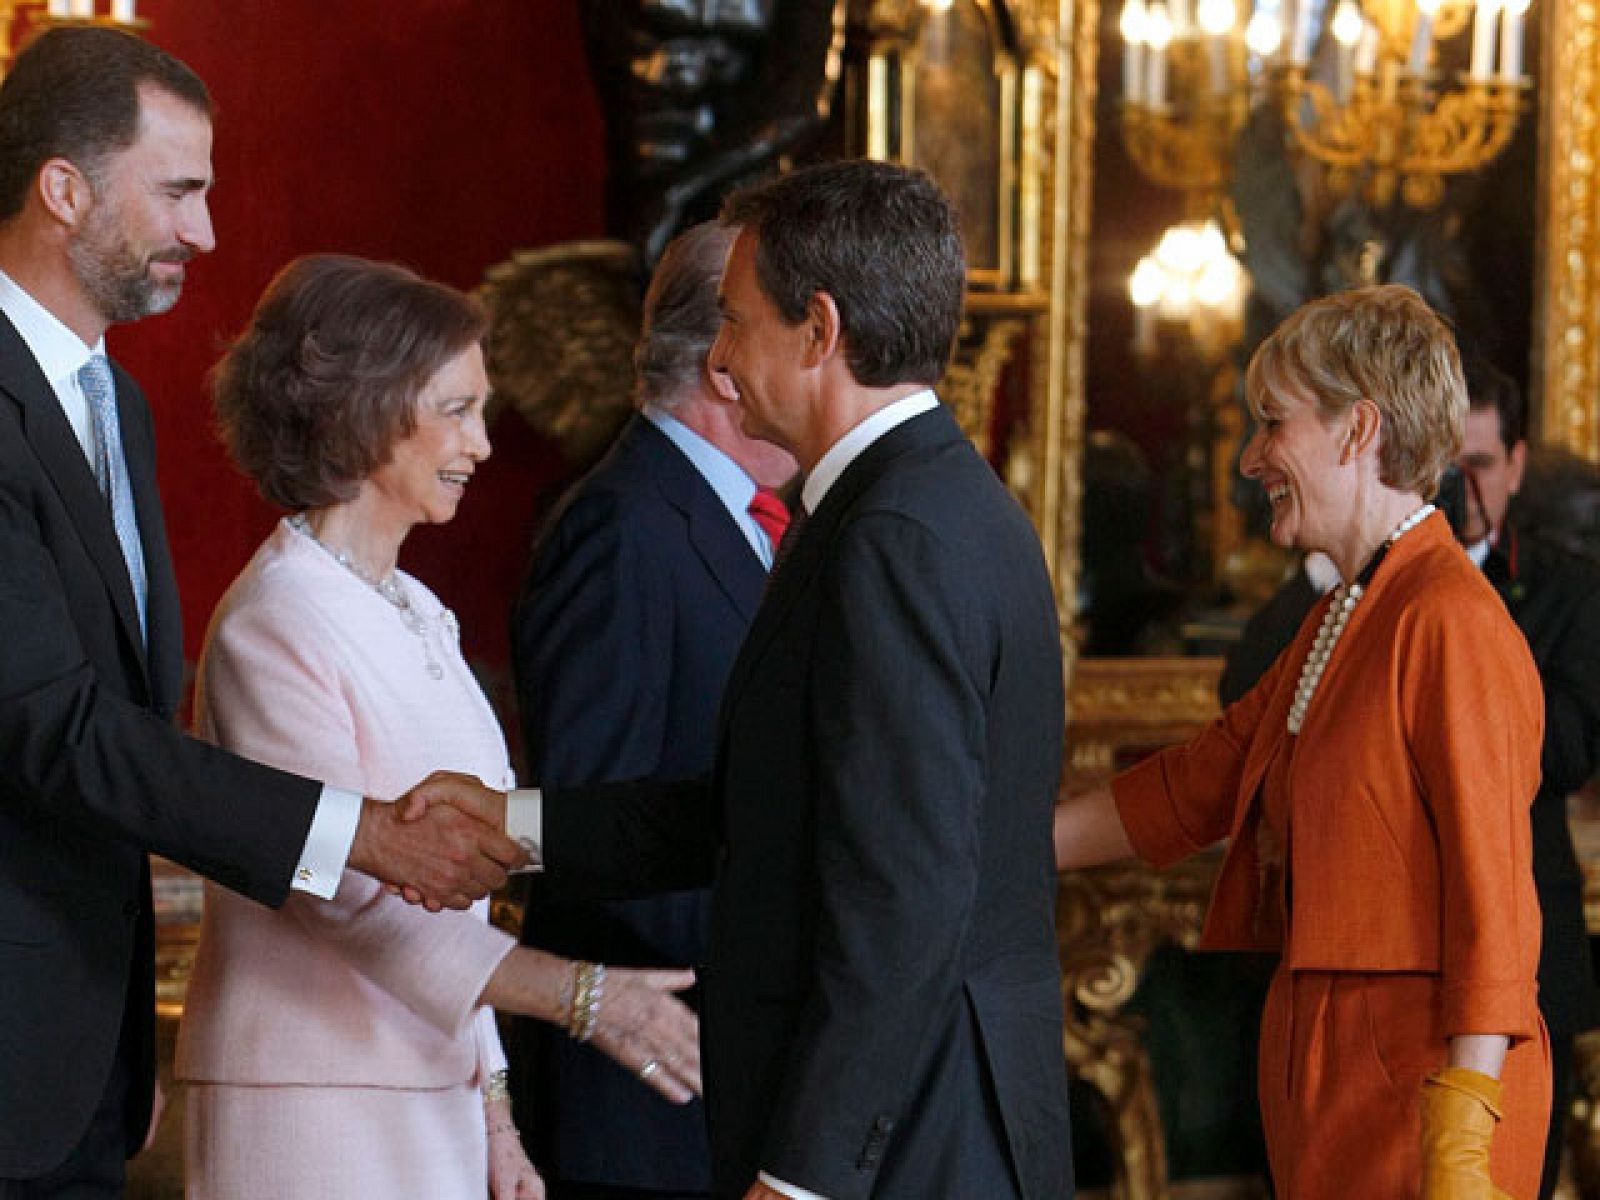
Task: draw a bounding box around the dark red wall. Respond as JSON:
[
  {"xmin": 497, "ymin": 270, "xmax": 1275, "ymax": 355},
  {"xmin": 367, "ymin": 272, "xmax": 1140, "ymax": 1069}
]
[{"xmin": 105, "ymin": 0, "xmax": 602, "ymax": 684}]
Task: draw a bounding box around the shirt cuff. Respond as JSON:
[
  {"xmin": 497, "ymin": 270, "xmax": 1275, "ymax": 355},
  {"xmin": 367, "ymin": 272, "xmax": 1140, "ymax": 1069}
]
[
  {"xmin": 290, "ymin": 784, "xmax": 362, "ymax": 899},
  {"xmin": 758, "ymin": 1172, "xmax": 831, "ymax": 1200},
  {"xmin": 506, "ymin": 787, "xmax": 543, "ymax": 872}
]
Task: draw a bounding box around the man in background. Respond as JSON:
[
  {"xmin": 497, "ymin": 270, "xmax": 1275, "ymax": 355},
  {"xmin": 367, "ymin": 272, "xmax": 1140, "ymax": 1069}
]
[
  {"xmin": 1457, "ymin": 356, "xmax": 1600, "ymax": 1199},
  {"xmin": 511, "ymin": 221, "xmax": 794, "ymax": 1200},
  {"xmin": 0, "ymin": 28, "xmax": 517, "ymax": 1195}
]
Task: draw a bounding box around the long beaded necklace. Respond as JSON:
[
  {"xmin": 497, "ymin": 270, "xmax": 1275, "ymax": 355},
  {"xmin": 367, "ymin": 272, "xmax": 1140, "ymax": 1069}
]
[
  {"xmin": 288, "ymin": 513, "xmax": 447, "ymax": 680},
  {"xmin": 1286, "ymin": 503, "xmax": 1435, "ymax": 734}
]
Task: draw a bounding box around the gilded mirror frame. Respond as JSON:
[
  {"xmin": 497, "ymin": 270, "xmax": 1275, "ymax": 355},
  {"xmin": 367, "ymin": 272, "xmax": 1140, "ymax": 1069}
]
[
  {"xmin": 1019, "ymin": 0, "xmax": 1600, "ymax": 649},
  {"xmin": 1536, "ymin": 0, "xmax": 1600, "ymax": 457}
]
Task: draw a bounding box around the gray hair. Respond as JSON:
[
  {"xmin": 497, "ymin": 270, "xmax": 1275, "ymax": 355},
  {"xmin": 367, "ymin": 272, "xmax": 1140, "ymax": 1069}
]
[{"xmin": 634, "ymin": 221, "xmax": 737, "ymax": 410}]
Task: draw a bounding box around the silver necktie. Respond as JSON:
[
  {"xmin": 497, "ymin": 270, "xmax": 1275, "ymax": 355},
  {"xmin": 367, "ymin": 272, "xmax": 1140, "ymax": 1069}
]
[{"xmin": 79, "ymin": 354, "xmax": 148, "ymax": 639}]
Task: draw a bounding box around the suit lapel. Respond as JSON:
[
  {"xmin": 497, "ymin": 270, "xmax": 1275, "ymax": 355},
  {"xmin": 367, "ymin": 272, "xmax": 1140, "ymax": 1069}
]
[
  {"xmin": 719, "ymin": 405, "xmax": 962, "ymax": 718},
  {"xmin": 633, "ymin": 418, "xmax": 767, "ymax": 623},
  {"xmin": 0, "ymin": 315, "xmax": 150, "ymax": 683}
]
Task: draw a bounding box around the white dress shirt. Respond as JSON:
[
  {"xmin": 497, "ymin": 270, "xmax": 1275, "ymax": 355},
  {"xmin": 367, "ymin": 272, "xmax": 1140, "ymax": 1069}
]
[{"xmin": 0, "ymin": 268, "xmax": 359, "ymax": 899}]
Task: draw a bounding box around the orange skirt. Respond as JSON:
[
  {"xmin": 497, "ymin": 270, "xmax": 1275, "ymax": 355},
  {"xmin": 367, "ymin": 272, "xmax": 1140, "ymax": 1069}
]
[{"xmin": 1257, "ymin": 968, "xmax": 1551, "ymax": 1199}]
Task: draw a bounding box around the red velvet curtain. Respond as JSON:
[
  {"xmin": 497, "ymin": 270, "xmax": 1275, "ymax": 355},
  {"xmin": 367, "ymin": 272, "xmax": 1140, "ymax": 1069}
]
[{"xmin": 107, "ymin": 0, "xmax": 602, "ymax": 684}]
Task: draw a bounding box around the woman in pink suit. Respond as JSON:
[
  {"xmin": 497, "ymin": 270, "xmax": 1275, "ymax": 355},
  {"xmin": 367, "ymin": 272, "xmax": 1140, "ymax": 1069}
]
[{"xmin": 177, "ymin": 256, "xmax": 700, "ymax": 1199}]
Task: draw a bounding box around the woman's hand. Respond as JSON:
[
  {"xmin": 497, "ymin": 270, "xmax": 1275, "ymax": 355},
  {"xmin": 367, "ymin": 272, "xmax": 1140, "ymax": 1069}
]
[
  {"xmin": 485, "ymin": 1095, "xmax": 545, "ymax": 1200},
  {"xmin": 589, "ymin": 967, "xmax": 702, "ymax": 1104},
  {"xmin": 1419, "ymin": 1067, "xmax": 1512, "ymax": 1199}
]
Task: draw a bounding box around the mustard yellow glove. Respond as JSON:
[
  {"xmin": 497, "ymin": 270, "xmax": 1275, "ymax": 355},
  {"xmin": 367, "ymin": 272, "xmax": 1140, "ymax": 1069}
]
[{"xmin": 1420, "ymin": 1067, "xmax": 1513, "ymax": 1199}]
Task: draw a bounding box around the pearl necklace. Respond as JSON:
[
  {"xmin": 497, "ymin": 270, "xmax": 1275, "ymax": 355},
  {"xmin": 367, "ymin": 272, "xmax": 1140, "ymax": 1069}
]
[
  {"xmin": 1286, "ymin": 503, "xmax": 1435, "ymax": 734},
  {"xmin": 288, "ymin": 513, "xmax": 447, "ymax": 680}
]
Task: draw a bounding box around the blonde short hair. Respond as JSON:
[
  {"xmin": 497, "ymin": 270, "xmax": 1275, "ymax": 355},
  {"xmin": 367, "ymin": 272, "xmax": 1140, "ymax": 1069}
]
[{"xmin": 1245, "ymin": 284, "xmax": 1465, "ymax": 499}]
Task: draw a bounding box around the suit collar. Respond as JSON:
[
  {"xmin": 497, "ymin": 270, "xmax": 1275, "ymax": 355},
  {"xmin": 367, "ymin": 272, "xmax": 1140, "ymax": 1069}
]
[
  {"xmin": 800, "ymin": 387, "xmax": 939, "ymax": 514},
  {"xmin": 0, "ymin": 267, "xmax": 101, "ymax": 393},
  {"xmin": 720, "ymin": 403, "xmax": 964, "ymax": 715},
  {"xmin": 624, "ymin": 416, "xmax": 768, "ymax": 623},
  {"xmin": 0, "ymin": 312, "xmax": 152, "ymax": 683}
]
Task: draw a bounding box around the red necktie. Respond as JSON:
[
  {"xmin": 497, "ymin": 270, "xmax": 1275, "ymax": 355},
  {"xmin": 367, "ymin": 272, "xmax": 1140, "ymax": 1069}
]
[{"xmin": 748, "ymin": 487, "xmax": 791, "ymax": 546}]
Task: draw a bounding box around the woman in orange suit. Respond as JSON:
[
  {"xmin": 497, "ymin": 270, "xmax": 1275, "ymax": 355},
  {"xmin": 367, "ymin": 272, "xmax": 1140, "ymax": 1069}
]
[{"xmin": 1056, "ymin": 284, "xmax": 1551, "ymax": 1198}]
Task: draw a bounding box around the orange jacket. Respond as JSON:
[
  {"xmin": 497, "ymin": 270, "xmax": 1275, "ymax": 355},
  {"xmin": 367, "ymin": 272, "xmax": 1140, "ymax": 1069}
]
[{"xmin": 1114, "ymin": 515, "xmax": 1545, "ymax": 1039}]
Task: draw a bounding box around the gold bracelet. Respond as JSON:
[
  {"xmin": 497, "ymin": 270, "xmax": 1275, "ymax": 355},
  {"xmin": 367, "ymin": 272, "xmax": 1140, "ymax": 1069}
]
[
  {"xmin": 481, "ymin": 1068, "xmax": 511, "ymax": 1105},
  {"xmin": 566, "ymin": 960, "xmax": 605, "ymax": 1043}
]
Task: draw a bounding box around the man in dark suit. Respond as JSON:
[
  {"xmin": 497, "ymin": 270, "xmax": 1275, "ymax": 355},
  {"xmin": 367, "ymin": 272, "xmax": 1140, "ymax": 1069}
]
[
  {"xmin": 0, "ymin": 29, "xmax": 521, "ymax": 1196},
  {"xmin": 517, "ymin": 159, "xmax": 1072, "ymax": 1200},
  {"xmin": 1456, "ymin": 357, "xmax": 1600, "ymax": 1199},
  {"xmin": 510, "ymin": 221, "xmax": 794, "ymax": 1200}
]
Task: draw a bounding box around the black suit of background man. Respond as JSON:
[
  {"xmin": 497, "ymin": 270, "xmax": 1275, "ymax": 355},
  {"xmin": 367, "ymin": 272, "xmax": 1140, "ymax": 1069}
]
[{"xmin": 511, "ymin": 221, "xmax": 794, "ymax": 1199}]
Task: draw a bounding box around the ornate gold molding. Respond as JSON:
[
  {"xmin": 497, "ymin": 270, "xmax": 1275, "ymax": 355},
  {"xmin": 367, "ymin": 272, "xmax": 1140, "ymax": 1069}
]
[
  {"xmin": 1059, "ymin": 857, "xmax": 1219, "ymax": 1200},
  {"xmin": 1536, "ymin": 0, "xmax": 1600, "ymax": 457},
  {"xmin": 1029, "ymin": 0, "xmax": 1094, "ymax": 648},
  {"xmin": 946, "ymin": 317, "xmax": 1028, "ymax": 457},
  {"xmin": 1058, "ymin": 659, "xmax": 1225, "ymax": 1196},
  {"xmin": 478, "ymin": 240, "xmax": 642, "ymax": 465}
]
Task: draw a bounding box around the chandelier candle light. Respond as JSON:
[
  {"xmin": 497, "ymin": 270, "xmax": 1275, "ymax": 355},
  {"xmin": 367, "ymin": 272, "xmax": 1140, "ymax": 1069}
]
[
  {"xmin": 1120, "ymin": 0, "xmax": 1531, "ymax": 207},
  {"xmin": 3, "ymin": 1, "xmax": 143, "ymax": 74}
]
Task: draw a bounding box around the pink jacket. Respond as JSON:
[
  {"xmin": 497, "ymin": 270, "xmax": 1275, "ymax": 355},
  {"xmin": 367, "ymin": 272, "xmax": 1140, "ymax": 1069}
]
[{"xmin": 176, "ymin": 519, "xmax": 516, "ymax": 1088}]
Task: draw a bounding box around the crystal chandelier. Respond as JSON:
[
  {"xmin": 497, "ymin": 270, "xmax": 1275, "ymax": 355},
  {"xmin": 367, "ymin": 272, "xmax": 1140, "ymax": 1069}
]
[
  {"xmin": 1128, "ymin": 218, "xmax": 1250, "ymax": 359},
  {"xmin": 1119, "ymin": 0, "xmax": 1531, "ymax": 207}
]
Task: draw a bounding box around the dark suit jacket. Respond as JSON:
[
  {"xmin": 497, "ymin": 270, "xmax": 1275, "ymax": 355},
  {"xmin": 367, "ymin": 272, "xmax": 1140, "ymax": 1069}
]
[
  {"xmin": 511, "ymin": 414, "xmax": 766, "ymax": 1190},
  {"xmin": 0, "ymin": 314, "xmax": 318, "ymax": 1179},
  {"xmin": 544, "ymin": 405, "xmax": 1073, "ymax": 1200},
  {"xmin": 1486, "ymin": 525, "xmax": 1600, "ymax": 1038}
]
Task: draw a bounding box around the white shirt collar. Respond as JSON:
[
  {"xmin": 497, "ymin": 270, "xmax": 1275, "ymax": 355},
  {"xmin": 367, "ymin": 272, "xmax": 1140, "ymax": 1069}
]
[
  {"xmin": 0, "ymin": 268, "xmax": 107, "ymax": 461},
  {"xmin": 801, "ymin": 389, "xmax": 939, "ymax": 515},
  {"xmin": 1303, "ymin": 550, "xmax": 1342, "ymax": 594},
  {"xmin": 0, "ymin": 267, "xmax": 103, "ymax": 388}
]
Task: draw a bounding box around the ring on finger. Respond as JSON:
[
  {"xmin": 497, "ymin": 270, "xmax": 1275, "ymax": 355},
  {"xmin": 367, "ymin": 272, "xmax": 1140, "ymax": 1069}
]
[{"xmin": 639, "ymin": 1058, "xmax": 661, "ymax": 1080}]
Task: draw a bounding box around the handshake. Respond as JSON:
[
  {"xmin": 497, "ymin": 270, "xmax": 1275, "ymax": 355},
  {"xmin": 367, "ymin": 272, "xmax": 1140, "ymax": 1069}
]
[{"xmin": 347, "ymin": 771, "xmax": 531, "ymax": 911}]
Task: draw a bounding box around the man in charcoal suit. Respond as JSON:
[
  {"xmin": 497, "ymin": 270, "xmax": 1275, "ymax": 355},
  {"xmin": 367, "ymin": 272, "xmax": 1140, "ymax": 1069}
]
[
  {"xmin": 0, "ymin": 28, "xmax": 519, "ymax": 1196},
  {"xmin": 510, "ymin": 220, "xmax": 795, "ymax": 1200},
  {"xmin": 500, "ymin": 159, "xmax": 1073, "ymax": 1200}
]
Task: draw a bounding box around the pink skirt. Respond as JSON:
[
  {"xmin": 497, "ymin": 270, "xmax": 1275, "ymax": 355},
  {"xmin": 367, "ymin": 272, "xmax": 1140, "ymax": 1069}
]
[{"xmin": 185, "ymin": 1080, "xmax": 485, "ymax": 1199}]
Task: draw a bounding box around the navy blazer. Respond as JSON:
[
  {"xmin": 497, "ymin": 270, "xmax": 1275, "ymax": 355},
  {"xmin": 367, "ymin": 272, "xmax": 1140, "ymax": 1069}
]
[
  {"xmin": 0, "ymin": 313, "xmax": 317, "ymax": 1178},
  {"xmin": 544, "ymin": 406, "xmax": 1073, "ymax": 1200},
  {"xmin": 511, "ymin": 414, "xmax": 767, "ymax": 1190}
]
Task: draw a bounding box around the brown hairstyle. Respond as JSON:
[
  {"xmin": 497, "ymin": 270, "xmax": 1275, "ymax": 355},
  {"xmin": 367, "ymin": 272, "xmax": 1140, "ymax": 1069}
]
[
  {"xmin": 720, "ymin": 158, "xmax": 966, "ymax": 388},
  {"xmin": 0, "ymin": 26, "xmax": 211, "ymax": 221},
  {"xmin": 212, "ymin": 255, "xmax": 487, "ymax": 510},
  {"xmin": 633, "ymin": 221, "xmax": 735, "ymax": 409},
  {"xmin": 1245, "ymin": 284, "xmax": 1466, "ymax": 498}
]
